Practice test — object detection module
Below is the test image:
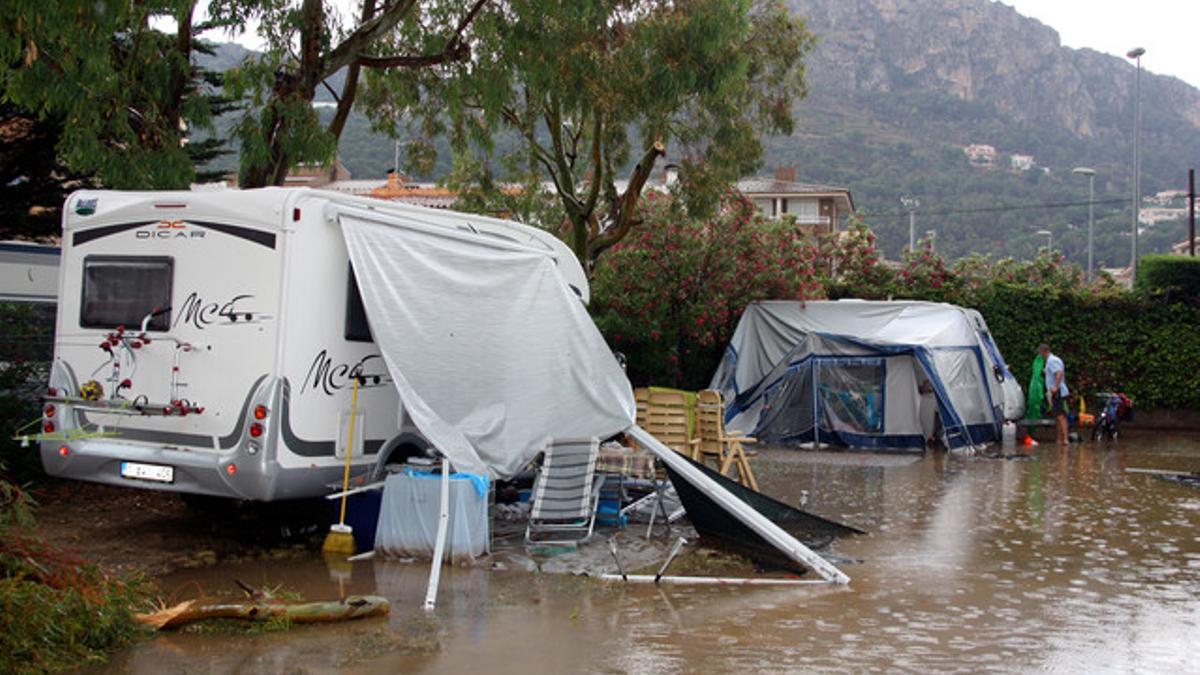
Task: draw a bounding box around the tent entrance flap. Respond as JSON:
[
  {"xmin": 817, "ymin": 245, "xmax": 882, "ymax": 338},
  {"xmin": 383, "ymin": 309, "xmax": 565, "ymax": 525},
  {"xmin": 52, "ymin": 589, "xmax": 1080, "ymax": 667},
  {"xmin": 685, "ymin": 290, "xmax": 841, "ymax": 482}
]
[{"xmin": 337, "ymin": 210, "xmax": 635, "ymax": 480}]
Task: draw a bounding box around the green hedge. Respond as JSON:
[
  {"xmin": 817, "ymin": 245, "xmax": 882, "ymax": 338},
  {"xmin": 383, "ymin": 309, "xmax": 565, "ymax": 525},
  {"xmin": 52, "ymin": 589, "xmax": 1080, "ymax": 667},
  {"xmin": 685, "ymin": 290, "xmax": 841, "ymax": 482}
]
[
  {"xmin": 1135, "ymin": 254, "xmax": 1200, "ymax": 303},
  {"xmin": 974, "ymin": 285, "xmax": 1200, "ymax": 411}
]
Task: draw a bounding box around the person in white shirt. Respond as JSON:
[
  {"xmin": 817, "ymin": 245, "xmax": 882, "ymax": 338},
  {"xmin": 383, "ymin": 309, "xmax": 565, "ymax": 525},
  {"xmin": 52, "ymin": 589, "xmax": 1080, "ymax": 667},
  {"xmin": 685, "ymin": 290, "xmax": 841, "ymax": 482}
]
[{"xmin": 1038, "ymin": 343, "xmax": 1069, "ymax": 445}]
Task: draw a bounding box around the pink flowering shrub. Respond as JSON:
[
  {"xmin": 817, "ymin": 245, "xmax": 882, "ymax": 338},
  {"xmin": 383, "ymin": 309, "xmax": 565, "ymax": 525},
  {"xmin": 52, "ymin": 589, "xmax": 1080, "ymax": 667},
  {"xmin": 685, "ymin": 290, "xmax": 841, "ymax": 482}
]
[{"xmin": 591, "ymin": 192, "xmax": 825, "ymax": 387}]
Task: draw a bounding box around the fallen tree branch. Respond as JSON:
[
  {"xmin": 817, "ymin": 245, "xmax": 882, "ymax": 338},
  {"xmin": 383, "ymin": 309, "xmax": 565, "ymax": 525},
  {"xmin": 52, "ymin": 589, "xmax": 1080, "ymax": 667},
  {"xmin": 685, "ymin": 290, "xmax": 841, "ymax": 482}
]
[{"xmin": 136, "ymin": 584, "xmax": 390, "ymax": 630}]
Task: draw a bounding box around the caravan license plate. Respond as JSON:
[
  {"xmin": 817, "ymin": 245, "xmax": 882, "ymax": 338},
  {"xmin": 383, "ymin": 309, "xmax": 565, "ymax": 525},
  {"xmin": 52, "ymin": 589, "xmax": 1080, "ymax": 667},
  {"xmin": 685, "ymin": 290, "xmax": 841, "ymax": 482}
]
[{"xmin": 120, "ymin": 461, "xmax": 174, "ymax": 483}]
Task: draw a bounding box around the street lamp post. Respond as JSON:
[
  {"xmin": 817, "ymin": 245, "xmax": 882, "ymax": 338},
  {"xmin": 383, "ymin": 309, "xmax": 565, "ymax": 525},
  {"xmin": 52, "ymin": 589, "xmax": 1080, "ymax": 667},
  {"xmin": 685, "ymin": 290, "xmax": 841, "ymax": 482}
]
[
  {"xmin": 1073, "ymin": 167, "xmax": 1096, "ymax": 280},
  {"xmin": 901, "ymin": 196, "xmax": 920, "ymax": 252},
  {"xmin": 1127, "ymin": 47, "xmax": 1145, "ymax": 278}
]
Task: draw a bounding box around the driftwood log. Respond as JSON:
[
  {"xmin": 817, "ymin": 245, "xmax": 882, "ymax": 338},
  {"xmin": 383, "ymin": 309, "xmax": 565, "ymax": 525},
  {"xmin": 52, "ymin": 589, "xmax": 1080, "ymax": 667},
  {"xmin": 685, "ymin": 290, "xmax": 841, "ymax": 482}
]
[{"xmin": 136, "ymin": 580, "xmax": 390, "ymax": 630}]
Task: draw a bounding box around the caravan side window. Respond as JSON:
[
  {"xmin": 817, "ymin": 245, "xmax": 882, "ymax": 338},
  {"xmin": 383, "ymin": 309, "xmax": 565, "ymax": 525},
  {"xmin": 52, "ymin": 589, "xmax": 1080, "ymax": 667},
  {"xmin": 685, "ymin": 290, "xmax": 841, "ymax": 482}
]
[
  {"xmin": 344, "ymin": 266, "xmax": 373, "ymax": 342},
  {"xmin": 80, "ymin": 256, "xmax": 173, "ymax": 331}
]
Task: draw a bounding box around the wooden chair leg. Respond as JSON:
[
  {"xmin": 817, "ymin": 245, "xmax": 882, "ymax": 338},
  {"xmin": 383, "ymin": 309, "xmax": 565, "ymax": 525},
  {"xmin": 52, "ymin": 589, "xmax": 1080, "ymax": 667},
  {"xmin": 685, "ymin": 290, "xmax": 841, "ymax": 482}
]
[
  {"xmin": 735, "ymin": 445, "xmax": 759, "ymax": 491},
  {"xmin": 717, "ymin": 445, "xmax": 736, "ymax": 477}
]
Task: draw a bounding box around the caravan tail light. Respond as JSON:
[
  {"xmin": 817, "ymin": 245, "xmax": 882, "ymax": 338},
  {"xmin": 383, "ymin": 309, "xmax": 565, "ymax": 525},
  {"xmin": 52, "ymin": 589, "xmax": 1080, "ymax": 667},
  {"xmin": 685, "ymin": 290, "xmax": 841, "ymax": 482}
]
[
  {"xmin": 43, "ymin": 421, "xmax": 55, "ymax": 434},
  {"xmin": 249, "ymin": 423, "xmax": 263, "ymax": 438},
  {"xmin": 58, "ymin": 446, "xmax": 69, "ymax": 457},
  {"xmin": 253, "ymin": 405, "xmax": 268, "ymax": 420},
  {"xmin": 44, "ymin": 404, "xmax": 55, "ymax": 418},
  {"xmin": 226, "ymin": 463, "xmax": 237, "ymax": 476}
]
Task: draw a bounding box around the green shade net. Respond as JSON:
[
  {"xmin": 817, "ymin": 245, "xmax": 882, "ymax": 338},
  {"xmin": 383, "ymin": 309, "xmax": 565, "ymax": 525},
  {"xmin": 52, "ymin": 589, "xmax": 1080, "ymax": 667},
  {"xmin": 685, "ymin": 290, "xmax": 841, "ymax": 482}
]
[{"xmin": 1026, "ymin": 354, "xmax": 1046, "ymax": 420}]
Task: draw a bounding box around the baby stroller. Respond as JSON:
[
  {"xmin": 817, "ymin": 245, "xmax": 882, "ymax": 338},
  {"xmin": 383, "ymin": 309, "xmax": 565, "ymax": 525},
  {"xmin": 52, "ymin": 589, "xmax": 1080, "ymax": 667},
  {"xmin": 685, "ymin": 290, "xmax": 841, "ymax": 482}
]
[{"xmin": 1092, "ymin": 392, "xmax": 1134, "ymax": 441}]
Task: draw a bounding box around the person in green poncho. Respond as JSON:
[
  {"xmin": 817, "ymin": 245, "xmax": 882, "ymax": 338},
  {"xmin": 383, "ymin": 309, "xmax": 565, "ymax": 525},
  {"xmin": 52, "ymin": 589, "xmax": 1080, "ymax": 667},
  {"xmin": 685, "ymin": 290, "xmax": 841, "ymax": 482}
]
[{"xmin": 1027, "ymin": 352, "xmax": 1047, "ymax": 421}]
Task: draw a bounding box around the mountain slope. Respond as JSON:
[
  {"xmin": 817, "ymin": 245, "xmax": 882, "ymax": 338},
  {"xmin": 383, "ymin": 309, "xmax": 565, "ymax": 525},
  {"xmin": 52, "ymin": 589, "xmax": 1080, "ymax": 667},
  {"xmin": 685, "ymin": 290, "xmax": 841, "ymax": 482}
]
[{"xmin": 780, "ymin": 0, "xmax": 1200, "ymax": 263}]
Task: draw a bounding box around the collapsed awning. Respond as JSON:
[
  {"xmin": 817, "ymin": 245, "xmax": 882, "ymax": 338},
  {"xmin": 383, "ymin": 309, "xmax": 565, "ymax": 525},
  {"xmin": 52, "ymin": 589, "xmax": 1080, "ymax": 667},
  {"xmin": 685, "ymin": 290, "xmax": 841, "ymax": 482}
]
[{"xmin": 338, "ymin": 206, "xmax": 636, "ymax": 479}]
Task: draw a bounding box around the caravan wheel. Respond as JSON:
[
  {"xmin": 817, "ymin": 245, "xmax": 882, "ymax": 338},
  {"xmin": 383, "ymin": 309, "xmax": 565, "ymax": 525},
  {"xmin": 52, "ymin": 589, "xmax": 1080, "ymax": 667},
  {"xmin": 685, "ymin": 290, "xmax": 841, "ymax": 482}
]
[{"xmin": 371, "ymin": 430, "xmax": 434, "ymax": 481}]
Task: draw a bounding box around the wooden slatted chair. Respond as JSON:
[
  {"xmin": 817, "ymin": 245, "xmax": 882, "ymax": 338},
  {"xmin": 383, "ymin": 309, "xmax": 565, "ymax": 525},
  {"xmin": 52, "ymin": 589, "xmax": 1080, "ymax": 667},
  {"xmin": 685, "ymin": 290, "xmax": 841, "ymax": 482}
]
[
  {"xmin": 691, "ymin": 389, "xmax": 759, "ymax": 491},
  {"xmin": 644, "ymin": 389, "xmax": 693, "ymax": 456},
  {"xmin": 634, "ymin": 387, "xmax": 650, "ymax": 429}
]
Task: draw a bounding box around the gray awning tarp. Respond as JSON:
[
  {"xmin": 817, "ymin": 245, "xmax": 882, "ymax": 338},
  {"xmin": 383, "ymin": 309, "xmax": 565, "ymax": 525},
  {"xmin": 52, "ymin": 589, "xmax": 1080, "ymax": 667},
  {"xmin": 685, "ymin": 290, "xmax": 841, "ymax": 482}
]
[{"xmin": 340, "ymin": 213, "xmax": 635, "ymax": 479}]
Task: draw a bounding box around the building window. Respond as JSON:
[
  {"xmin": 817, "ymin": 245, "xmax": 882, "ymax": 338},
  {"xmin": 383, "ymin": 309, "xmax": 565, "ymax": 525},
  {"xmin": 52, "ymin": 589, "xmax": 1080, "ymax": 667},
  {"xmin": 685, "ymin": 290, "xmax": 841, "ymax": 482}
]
[
  {"xmin": 792, "ymin": 200, "xmax": 821, "ymax": 224},
  {"xmin": 344, "ymin": 265, "xmax": 373, "ymax": 342},
  {"xmin": 81, "ymin": 256, "xmax": 173, "ymax": 331},
  {"xmin": 781, "ymin": 199, "xmax": 789, "ymax": 214}
]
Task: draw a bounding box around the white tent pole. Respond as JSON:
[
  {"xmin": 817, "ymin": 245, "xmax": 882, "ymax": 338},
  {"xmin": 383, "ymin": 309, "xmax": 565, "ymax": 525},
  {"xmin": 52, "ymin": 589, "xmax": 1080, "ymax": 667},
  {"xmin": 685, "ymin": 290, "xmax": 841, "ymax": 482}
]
[
  {"xmin": 423, "ymin": 459, "xmax": 451, "ymax": 610},
  {"xmin": 626, "ymin": 426, "xmax": 850, "ymax": 585},
  {"xmin": 599, "ymin": 574, "xmax": 829, "ymax": 586}
]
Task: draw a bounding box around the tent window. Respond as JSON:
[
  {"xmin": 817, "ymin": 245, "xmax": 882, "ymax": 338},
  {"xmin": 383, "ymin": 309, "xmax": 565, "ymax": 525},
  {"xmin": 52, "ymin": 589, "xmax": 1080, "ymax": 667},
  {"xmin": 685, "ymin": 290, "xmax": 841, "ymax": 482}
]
[
  {"xmin": 80, "ymin": 256, "xmax": 173, "ymax": 331},
  {"xmin": 344, "ymin": 266, "xmax": 373, "ymax": 342},
  {"xmin": 817, "ymin": 359, "xmax": 885, "ymax": 435}
]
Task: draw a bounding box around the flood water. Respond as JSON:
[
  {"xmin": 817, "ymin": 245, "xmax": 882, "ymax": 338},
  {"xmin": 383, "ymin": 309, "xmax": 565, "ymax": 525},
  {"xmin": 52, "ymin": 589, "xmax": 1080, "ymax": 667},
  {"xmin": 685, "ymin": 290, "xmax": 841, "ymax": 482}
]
[{"xmin": 97, "ymin": 435, "xmax": 1200, "ymax": 673}]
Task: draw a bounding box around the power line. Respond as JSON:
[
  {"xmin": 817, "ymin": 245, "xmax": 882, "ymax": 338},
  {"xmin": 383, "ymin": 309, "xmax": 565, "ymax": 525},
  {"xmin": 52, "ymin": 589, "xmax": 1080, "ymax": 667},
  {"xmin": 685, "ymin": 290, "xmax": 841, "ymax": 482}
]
[{"xmin": 863, "ymin": 197, "xmax": 1128, "ymax": 219}]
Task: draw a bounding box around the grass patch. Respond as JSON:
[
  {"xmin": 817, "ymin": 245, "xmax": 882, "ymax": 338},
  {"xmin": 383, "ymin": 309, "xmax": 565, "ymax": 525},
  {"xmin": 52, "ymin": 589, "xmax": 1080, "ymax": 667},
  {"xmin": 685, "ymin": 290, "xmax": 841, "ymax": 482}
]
[
  {"xmin": 181, "ymin": 614, "xmax": 294, "ymax": 635},
  {"xmin": 630, "ymin": 547, "xmax": 755, "ymax": 577},
  {"xmin": 1, "ymin": 471, "xmax": 154, "ymax": 673}
]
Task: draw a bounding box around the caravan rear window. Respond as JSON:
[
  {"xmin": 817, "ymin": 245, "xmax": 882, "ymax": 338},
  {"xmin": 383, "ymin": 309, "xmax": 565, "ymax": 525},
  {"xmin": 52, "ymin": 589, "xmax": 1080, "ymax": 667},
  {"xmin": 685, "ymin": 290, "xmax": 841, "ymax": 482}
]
[
  {"xmin": 345, "ymin": 266, "xmax": 373, "ymax": 342},
  {"xmin": 81, "ymin": 256, "xmax": 173, "ymax": 331}
]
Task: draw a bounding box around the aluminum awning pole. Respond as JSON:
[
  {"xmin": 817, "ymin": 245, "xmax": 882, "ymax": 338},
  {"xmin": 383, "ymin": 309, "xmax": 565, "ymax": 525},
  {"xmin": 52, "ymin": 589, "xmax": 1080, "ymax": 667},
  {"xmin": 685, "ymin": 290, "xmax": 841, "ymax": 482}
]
[
  {"xmin": 423, "ymin": 459, "xmax": 452, "ymax": 610},
  {"xmin": 625, "ymin": 425, "xmax": 850, "ymax": 585}
]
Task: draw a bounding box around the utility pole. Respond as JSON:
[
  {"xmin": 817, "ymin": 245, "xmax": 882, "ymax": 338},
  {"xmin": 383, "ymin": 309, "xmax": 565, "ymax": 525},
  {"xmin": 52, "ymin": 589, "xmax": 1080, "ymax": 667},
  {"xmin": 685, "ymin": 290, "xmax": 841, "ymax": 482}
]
[
  {"xmin": 1073, "ymin": 167, "xmax": 1096, "ymax": 280},
  {"xmin": 901, "ymin": 196, "xmax": 920, "ymax": 252},
  {"xmin": 1190, "ymin": 168, "xmax": 1196, "ymax": 257},
  {"xmin": 1127, "ymin": 47, "xmax": 1146, "ymax": 277}
]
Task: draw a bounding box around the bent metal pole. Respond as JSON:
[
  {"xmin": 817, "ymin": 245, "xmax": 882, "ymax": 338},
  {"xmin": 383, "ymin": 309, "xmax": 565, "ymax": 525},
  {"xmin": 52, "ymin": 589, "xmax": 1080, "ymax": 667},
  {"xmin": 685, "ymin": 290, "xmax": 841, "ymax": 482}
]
[{"xmin": 625, "ymin": 426, "xmax": 850, "ymax": 584}]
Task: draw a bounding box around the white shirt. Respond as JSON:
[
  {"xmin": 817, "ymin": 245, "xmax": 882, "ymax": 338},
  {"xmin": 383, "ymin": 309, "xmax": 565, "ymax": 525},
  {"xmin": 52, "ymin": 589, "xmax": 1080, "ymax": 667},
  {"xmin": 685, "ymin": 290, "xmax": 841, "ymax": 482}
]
[{"xmin": 1044, "ymin": 354, "xmax": 1068, "ymax": 397}]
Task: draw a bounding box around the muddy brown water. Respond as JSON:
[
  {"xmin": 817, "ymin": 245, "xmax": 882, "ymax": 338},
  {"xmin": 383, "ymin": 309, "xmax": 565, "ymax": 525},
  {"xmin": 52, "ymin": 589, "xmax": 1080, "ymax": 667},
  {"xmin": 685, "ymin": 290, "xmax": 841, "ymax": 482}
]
[{"xmin": 94, "ymin": 435, "xmax": 1200, "ymax": 673}]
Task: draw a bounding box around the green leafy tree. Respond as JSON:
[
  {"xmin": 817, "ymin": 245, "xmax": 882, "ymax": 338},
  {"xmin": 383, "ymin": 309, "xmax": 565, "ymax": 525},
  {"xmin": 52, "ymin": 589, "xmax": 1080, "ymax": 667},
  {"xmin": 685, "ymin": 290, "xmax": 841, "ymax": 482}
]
[
  {"xmin": 366, "ymin": 0, "xmax": 815, "ymax": 270},
  {"xmin": 1, "ymin": 0, "xmax": 238, "ymax": 238},
  {"xmin": 224, "ymin": 0, "xmax": 488, "ymax": 188},
  {"xmin": 0, "ymin": 1, "xmax": 224, "ymax": 190}
]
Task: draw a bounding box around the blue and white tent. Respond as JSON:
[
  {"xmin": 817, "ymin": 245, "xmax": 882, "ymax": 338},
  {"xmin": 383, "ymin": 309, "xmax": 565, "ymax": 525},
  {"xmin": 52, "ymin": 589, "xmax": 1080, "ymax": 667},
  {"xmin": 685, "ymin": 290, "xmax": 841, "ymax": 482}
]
[{"xmin": 712, "ymin": 300, "xmax": 1024, "ymax": 451}]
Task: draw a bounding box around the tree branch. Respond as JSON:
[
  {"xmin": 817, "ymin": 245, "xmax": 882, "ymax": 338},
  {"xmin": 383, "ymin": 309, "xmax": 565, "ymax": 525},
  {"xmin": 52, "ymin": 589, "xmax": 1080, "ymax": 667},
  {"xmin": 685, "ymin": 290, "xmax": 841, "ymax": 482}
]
[
  {"xmin": 580, "ymin": 112, "xmax": 604, "ymax": 223},
  {"xmin": 330, "ymin": 0, "xmax": 488, "ymax": 74},
  {"xmin": 588, "ymin": 139, "xmax": 665, "ymax": 262},
  {"xmin": 320, "ymin": 0, "xmax": 420, "ymax": 79},
  {"xmin": 327, "ymin": 0, "xmax": 377, "ymax": 141}
]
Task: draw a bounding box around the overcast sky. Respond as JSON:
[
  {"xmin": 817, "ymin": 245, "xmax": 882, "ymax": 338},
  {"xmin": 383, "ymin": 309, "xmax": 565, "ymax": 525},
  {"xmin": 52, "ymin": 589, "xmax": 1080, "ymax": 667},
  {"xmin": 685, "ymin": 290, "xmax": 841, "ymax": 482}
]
[{"xmin": 1000, "ymin": 0, "xmax": 1200, "ymax": 88}]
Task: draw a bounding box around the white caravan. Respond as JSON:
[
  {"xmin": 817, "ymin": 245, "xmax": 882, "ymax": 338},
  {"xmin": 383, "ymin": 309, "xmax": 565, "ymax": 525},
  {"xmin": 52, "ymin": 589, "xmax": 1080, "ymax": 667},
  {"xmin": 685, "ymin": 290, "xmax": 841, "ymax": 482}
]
[
  {"xmin": 40, "ymin": 188, "xmax": 586, "ymax": 501},
  {"xmin": 0, "ymin": 241, "xmax": 60, "ymax": 304}
]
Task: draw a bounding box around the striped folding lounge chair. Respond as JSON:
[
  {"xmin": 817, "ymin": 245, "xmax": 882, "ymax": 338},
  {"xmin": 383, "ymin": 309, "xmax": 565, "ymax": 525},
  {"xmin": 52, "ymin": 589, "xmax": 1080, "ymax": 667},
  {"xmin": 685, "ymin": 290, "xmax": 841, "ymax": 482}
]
[{"xmin": 525, "ymin": 437, "xmax": 605, "ymax": 547}]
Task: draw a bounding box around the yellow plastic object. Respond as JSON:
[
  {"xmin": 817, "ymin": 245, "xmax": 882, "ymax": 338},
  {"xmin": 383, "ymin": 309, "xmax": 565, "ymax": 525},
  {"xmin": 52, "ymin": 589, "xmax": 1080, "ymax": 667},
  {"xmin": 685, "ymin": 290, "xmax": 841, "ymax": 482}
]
[
  {"xmin": 80, "ymin": 380, "xmax": 103, "ymax": 401},
  {"xmin": 323, "ymin": 377, "xmax": 360, "ymax": 556},
  {"xmin": 1078, "ymin": 412, "xmax": 1096, "ymax": 426}
]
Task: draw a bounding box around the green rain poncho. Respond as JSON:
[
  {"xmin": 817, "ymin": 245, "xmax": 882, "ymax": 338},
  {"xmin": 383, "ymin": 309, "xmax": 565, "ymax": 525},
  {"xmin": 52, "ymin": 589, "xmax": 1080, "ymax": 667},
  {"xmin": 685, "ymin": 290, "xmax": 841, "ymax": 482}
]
[{"xmin": 1026, "ymin": 353, "xmax": 1046, "ymax": 419}]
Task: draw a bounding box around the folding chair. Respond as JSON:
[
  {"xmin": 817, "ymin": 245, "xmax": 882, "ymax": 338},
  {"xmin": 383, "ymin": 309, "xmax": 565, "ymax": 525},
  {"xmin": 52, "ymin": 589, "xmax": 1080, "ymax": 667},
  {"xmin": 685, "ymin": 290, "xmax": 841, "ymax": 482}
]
[
  {"xmin": 692, "ymin": 389, "xmax": 759, "ymax": 491},
  {"xmin": 525, "ymin": 437, "xmax": 605, "ymax": 547}
]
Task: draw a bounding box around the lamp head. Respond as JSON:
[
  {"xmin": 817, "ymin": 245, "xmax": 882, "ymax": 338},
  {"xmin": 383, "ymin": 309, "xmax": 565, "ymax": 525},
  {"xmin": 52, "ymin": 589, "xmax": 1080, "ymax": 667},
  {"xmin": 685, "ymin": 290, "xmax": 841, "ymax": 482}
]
[{"xmin": 1126, "ymin": 47, "xmax": 1145, "ymax": 59}]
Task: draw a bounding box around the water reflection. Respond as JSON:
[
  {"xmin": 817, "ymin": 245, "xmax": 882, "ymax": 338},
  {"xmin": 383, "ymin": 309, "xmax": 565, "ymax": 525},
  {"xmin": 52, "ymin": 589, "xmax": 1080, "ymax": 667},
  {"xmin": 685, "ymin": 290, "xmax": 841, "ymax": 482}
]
[{"xmin": 98, "ymin": 435, "xmax": 1200, "ymax": 674}]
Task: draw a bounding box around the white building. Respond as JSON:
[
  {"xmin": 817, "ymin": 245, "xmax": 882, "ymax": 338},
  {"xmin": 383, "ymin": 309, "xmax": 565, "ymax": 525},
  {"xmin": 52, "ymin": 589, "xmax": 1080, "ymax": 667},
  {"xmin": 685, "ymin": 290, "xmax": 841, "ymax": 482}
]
[
  {"xmin": 736, "ymin": 167, "xmax": 855, "ymax": 233},
  {"xmin": 1010, "ymin": 154, "xmax": 1035, "ymax": 172},
  {"xmin": 964, "ymin": 144, "xmax": 997, "ymax": 168}
]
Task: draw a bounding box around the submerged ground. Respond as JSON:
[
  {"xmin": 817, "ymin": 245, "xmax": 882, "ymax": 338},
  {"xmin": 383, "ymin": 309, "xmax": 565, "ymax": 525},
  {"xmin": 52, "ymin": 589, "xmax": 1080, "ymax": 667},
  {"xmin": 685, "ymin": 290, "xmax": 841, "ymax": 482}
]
[{"xmin": 60, "ymin": 434, "xmax": 1200, "ymax": 673}]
